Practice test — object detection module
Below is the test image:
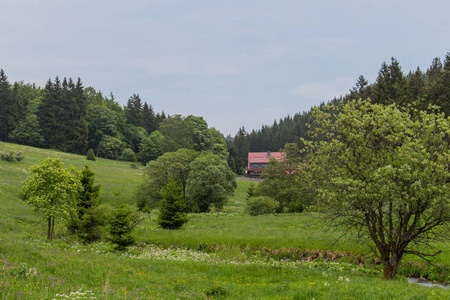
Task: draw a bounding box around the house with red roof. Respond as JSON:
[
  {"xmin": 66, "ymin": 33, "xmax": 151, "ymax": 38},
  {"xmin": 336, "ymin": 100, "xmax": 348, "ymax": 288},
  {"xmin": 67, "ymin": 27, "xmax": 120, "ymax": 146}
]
[{"xmin": 247, "ymin": 151, "xmax": 286, "ymax": 177}]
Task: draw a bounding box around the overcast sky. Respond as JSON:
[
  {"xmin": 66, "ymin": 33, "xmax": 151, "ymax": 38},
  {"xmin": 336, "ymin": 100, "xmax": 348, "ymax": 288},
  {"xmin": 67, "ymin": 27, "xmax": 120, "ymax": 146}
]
[{"xmin": 1, "ymin": 0, "xmax": 449, "ymax": 136}]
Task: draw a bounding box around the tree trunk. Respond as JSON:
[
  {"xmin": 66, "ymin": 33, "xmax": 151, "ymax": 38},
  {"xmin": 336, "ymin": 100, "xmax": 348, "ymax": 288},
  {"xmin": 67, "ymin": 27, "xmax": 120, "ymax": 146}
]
[
  {"xmin": 47, "ymin": 216, "xmax": 54, "ymax": 242},
  {"xmin": 382, "ymin": 254, "xmax": 400, "ymax": 279}
]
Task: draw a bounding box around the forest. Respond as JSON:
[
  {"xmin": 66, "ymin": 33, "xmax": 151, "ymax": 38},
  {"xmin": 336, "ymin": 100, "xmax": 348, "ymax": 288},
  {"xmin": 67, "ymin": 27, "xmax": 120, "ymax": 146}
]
[{"xmin": 2, "ymin": 51, "xmax": 450, "ymax": 176}]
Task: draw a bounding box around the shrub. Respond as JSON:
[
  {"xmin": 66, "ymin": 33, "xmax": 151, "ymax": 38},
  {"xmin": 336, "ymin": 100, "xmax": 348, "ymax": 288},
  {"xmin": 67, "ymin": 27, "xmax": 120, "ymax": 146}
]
[
  {"xmin": 121, "ymin": 148, "xmax": 137, "ymax": 162},
  {"xmin": 86, "ymin": 148, "xmax": 96, "ymax": 161},
  {"xmin": 14, "ymin": 151, "xmax": 24, "ymax": 161},
  {"xmin": 245, "ymin": 196, "xmax": 279, "ymax": 216},
  {"xmin": 1, "ymin": 151, "xmax": 15, "ymax": 162}
]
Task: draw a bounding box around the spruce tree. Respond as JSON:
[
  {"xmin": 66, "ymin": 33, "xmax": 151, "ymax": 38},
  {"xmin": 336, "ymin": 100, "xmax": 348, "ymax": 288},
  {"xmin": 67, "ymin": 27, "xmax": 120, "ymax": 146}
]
[
  {"xmin": 157, "ymin": 180, "xmax": 188, "ymax": 230},
  {"xmin": 0, "ymin": 69, "xmax": 12, "ymax": 141}
]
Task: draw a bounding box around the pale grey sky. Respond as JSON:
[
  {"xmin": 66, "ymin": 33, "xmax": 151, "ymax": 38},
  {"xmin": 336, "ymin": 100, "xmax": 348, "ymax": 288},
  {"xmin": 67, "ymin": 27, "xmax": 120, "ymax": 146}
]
[{"xmin": 1, "ymin": 0, "xmax": 449, "ymax": 135}]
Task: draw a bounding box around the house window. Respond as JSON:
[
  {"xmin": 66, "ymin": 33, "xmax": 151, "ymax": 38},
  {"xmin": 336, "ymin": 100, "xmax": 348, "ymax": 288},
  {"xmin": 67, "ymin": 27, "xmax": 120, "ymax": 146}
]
[{"xmin": 261, "ymin": 157, "xmax": 265, "ymax": 160}]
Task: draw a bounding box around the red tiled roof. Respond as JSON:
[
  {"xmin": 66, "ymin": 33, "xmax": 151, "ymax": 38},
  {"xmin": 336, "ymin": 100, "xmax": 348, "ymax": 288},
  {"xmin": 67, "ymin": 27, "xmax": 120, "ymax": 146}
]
[{"xmin": 248, "ymin": 152, "xmax": 286, "ymax": 164}]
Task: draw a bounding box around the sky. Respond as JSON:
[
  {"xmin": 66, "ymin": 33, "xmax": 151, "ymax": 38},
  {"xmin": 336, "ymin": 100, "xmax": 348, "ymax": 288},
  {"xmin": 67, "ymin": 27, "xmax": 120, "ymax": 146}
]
[{"xmin": 1, "ymin": 0, "xmax": 450, "ymax": 136}]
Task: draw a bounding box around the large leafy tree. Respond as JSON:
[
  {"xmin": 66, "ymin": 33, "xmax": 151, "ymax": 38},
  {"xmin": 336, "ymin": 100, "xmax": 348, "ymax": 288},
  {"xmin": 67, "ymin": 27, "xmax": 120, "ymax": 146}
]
[
  {"xmin": 307, "ymin": 100, "xmax": 450, "ymax": 280},
  {"xmin": 158, "ymin": 115, "xmax": 195, "ymax": 153},
  {"xmin": 136, "ymin": 148, "xmax": 199, "ymax": 210},
  {"xmin": 22, "ymin": 157, "xmax": 82, "ymax": 241},
  {"xmin": 138, "ymin": 130, "xmax": 164, "ymax": 165},
  {"xmin": 186, "ymin": 153, "xmax": 236, "ymax": 212},
  {"xmin": 86, "ymin": 104, "xmax": 119, "ymax": 155}
]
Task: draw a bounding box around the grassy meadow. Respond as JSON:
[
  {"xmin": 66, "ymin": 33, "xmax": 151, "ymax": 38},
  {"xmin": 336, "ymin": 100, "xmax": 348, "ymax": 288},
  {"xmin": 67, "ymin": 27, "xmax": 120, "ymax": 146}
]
[{"xmin": 0, "ymin": 142, "xmax": 449, "ymax": 299}]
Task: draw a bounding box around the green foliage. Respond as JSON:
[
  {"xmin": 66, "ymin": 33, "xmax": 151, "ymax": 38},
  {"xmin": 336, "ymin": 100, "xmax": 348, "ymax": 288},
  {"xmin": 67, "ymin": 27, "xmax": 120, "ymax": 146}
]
[
  {"xmin": 246, "ymin": 182, "xmax": 256, "ymax": 201},
  {"xmin": 245, "ymin": 196, "xmax": 279, "ymax": 216},
  {"xmin": 38, "ymin": 77, "xmax": 88, "ymax": 154},
  {"xmin": 157, "ymin": 180, "xmax": 188, "ymax": 229},
  {"xmin": 186, "ymin": 152, "xmax": 237, "ymax": 212},
  {"xmin": 120, "ymin": 148, "xmax": 136, "ymax": 162},
  {"xmin": 1, "ymin": 151, "xmax": 15, "ymax": 162},
  {"xmin": 138, "ymin": 130, "xmax": 163, "ymax": 164},
  {"xmin": 98, "ymin": 135, "xmax": 122, "ymax": 160},
  {"xmin": 86, "ymin": 148, "xmax": 96, "ymax": 161},
  {"xmin": 307, "ymin": 99, "xmax": 450, "ymax": 279},
  {"xmin": 1, "ymin": 151, "xmax": 24, "ymax": 162},
  {"xmin": 256, "ymin": 144, "xmax": 315, "ymax": 213},
  {"xmin": 77, "ymin": 206, "xmax": 106, "ymax": 244},
  {"xmin": 136, "ymin": 148, "xmax": 199, "ymax": 210},
  {"xmin": 21, "ymin": 157, "xmax": 81, "ymax": 241},
  {"xmin": 108, "ymin": 204, "xmax": 138, "ymax": 251},
  {"xmin": 68, "ymin": 165, "xmax": 101, "ymax": 236},
  {"xmin": 14, "ymin": 151, "xmax": 24, "ymax": 161}
]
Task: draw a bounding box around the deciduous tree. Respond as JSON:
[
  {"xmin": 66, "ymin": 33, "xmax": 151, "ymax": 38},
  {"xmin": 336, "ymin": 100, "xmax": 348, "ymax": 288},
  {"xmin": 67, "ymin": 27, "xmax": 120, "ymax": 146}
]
[
  {"xmin": 307, "ymin": 100, "xmax": 450, "ymax": 279},
  {"xmin": 186, "ymin": 153, "xmax": 236, "ymax": 212},
  {"xmin": 22, "ymin": 158, "xmax": 81, "ymax": 241}
]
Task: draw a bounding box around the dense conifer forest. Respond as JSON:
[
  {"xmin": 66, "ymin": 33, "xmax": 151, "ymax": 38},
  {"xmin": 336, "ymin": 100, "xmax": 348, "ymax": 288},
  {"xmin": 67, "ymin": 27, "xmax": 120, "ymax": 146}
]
[{"xmin": 1, "ymin": 50, "xmax": 450, "ymax": 173}]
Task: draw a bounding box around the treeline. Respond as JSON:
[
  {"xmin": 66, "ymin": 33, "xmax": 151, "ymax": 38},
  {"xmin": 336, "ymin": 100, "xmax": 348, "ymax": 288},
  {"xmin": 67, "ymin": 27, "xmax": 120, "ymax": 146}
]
[
  {"xmin": 0, "ymin": 71, "xmax": 227, "ymax": 163},
  {"xmin": 227, "ymin": 50, "xmax": 450, "ymax": 174}
]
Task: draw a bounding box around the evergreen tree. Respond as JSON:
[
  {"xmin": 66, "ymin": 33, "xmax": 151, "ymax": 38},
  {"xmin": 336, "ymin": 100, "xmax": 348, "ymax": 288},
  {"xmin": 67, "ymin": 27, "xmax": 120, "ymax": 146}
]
[
  {"xmin": 68, "ymin": 165, "xmax": 101, "ymax": 234},
  {"xmin": 157, "ymin": 180, "xmax": 188, "ymax": 230},
  {"xmin": 372, "ymin": 58, "xmax": 407, "ymax": 106},
  {"xmin": 406, "ymin": 68, "xmax": 426, "ymax": 108},
  {"xmin": 349, "ymin": 75, "xmax": 371, "ymax": 100},
  {"xmin": 38, "ymin": 77, "xmax": 88, "ymax": 153},
  {"xmin": 142, "ymin": 102, "xmax": 156, "ymax": 134},
  {"xmin": 0, "ymin": 69, "xmax": 12, "ymax": 141},
  {"xmin": 435, "ymin": 51, "xmax": 450, "ymax": 115},
  {"xmin": 108, "ymin": 204, "xmax": 138, "ymax": 251},
  {"xmin": 125, "ymin": 94, "xmax": 143, "ymax": 127}
]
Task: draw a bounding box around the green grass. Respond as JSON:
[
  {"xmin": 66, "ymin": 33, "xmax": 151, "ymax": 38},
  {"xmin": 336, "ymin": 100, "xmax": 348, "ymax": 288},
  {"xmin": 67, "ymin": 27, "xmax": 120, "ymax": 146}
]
[{"xmin": 0, "ymin": 142, "xmax": 449, "ymax": 299}]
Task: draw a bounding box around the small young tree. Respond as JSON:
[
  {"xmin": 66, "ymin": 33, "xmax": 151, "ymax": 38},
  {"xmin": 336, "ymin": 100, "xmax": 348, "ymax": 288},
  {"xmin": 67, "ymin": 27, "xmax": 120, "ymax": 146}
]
[
  {"xmin": 246, "ymin": 182, "xmax": 256, "ymax": 201},
  {"xmin": 22, "ymin": 157, "xmax": 81, "ymax": 241},
  {"xmin": 68, "ymin": 165, "xmax": 101, "ymax": 236},
  {"xmin": 158, "ymin": 180, "xmax": 188, "ymax": 229},
  {"xmin": 77, "ymin": 206, "xmax": 106, "ymax": 244},
  {"xmin": 86, "ymin": 148, "xmax": 96, "ymax": 161},
  {"xmin": 108, "ymin": 204, "xmax": 138, "ymax": 251}
]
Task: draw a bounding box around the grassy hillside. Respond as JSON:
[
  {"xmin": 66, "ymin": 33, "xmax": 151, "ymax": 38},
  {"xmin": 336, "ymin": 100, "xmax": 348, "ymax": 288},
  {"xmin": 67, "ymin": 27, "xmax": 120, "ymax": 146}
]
[{"xmin": 0, "ymin": 142, "xmax": 448, "ymax": 299}]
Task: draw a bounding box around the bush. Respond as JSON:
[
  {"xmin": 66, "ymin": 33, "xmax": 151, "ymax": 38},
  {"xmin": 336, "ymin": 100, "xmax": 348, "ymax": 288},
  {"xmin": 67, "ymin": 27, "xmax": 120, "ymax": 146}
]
[
  {"xmin": 1, "ymin": 151, "xmax": 25, "ymax": 162},
  {"xmin": 1, "ymin": 152, "xmax": 14, "ymax": 162},
  {"xmin": 121, "ymin": 148, "xmax": 137, "ymax": 162},
  {"xmin": 86, "ymin": 149, "xmax": 96, "ymax": 161},
  {"xmin": 245, "ymin": 196, "xmax": 279, "ymax": 216},
  {"xmin": 15, "ymin": 152, "xmax": 24, "ymax": 161}
]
